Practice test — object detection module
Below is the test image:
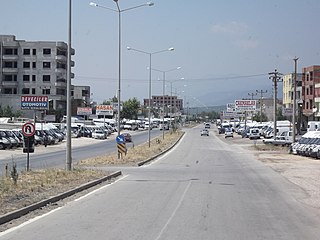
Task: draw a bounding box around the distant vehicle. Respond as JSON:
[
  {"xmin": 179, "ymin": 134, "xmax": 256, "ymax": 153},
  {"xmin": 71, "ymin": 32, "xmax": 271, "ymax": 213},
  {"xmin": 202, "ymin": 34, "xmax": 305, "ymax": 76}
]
[
  {"xmin": 201, "ymin": 129, "xmax": 209, "ymax": 136},
  {"xmin": 122, "ymin": 133, "xmax": 132, "ymax": 142},
  {"xmin": 225, "ymin": 128, "xmax": 233, "ymax": 138},
  {"xmin": 205, "ymin": 123, "xmax": 211, "ymax": 129},
  {"xmin": 92, "ymin": 130, "xmax": 106, "ymax": 139},
  {"xmin": 249, "ymin": 128, "xmax": 260, "ymax": 140},
  {"xmin": 159, "ymin": 123, "xmax": 169, "ymax": 131}
]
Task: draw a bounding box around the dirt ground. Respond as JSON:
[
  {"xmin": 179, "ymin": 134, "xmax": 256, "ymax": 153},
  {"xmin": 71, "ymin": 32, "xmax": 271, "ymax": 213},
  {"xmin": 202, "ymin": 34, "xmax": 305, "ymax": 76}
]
[{"xmin": 219, "ymin": 129, "xmax": 320, "ymax": 210}]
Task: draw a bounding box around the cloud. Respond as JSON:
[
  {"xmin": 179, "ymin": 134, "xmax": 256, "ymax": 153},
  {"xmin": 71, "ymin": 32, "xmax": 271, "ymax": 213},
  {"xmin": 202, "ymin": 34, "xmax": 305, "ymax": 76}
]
[
  {"xmin": 211, "ymin": 21, "xmax": 248, "ymax": 34},
  {"xmin": 233, "ymin": 38, "xmax": 259, "ymax": 49}
]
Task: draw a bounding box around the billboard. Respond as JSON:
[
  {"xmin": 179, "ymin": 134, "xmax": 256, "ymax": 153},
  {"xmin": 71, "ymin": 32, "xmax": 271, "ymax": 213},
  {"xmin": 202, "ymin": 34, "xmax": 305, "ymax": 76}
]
[
  {"xmin": 21, "ymin": 96, "xmax": 49, "ymax": 110},
  {"xmin": 96, "ymin": 105, "xmax": 114, "ymax": 116},
  {"xmin": 234, "ymin": 100, "xmax": 256, "ymax": 111},
  {"xmin": 77, "ymin": 107, "xmax": 92, "ymax": 116}
]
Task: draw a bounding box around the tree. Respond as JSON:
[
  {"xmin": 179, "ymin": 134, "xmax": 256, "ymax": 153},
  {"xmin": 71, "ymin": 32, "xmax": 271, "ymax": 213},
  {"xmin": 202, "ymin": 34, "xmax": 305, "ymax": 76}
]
[
  {"xmin": 0, "ymin": 105, "xmax": 22, "ymax": 118},
  {"xmin": 252, "ymin": 112, "xmax": 268, "ymax": 122},
  {"xmin": 121, "ymin": 98, "xmax": 140, "ymax": 119}
]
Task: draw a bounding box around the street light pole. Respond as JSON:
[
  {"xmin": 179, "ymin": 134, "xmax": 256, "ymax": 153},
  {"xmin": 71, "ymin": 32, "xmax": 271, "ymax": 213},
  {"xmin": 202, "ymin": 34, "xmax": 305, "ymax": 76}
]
[
  {"xmin": 127, "ymin": 46, "xmax": 174, "ymax": 147},
  {"xmin": 66, "ymin": 0, "xmax": 72, "ymax": 171},
  {"xmin": 151, "ymin": 67, "xmax": 181, "ymax": 139},
  {"xmin": 293, "ymin": 57, "xmax": 299, "ymax": 142},
  {"xmin": 90, "ymin": 1, "xmax": 154, "ymax": 139}
]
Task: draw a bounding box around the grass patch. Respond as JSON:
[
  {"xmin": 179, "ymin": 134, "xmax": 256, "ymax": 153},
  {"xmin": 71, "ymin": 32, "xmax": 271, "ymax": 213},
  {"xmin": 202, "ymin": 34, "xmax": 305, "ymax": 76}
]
[
  {"xmin": 0, "ymin": 168, "xmax": 107, "ymax": 215},
  {"xmin": 79, "ymin": 130, "xmax": 184, "ymax": 166}
]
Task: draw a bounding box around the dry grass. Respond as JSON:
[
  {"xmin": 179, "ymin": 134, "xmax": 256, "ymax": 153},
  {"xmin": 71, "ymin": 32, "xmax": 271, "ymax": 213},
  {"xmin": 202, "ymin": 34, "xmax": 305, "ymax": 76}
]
[
  {"xmin": 0, "ymin": 130, "xmax": 183, "ymax": 217},
  {"xmin": 0, "ymin": 168, "xmax": 107, "ymax": 215},
  {"xmin": 79, "ymin": 130, "xmax": 184, "ymax": 166}
]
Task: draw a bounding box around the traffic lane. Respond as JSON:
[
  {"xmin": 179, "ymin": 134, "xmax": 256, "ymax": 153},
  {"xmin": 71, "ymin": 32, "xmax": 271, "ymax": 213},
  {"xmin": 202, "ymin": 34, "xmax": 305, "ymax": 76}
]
[
  {"xmin": 2, "ymin": 127, "xmax": 320, "ymax": 239},
  {"xmin": 0, "ymin": 129, "xmax": 162, "ymax": 172}
]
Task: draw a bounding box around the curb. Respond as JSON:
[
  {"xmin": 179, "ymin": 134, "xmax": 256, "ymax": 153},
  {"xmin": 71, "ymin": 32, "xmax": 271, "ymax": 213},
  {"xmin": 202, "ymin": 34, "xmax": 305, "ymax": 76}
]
[
  {"xmin": 0, "ymin": 170, "xmax": 122, "ymax": 225},
  {"xmin": 137, "ymin": 131, "xmax": 185, "ymax": 166}
]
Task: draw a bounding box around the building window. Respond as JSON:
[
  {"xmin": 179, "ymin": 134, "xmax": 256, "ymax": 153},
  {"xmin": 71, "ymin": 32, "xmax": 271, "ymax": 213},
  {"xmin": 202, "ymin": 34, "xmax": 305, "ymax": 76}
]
[
  {"xmin": 43, "ymin": 62, "xmax": 51, "ymax": 69},
  {"xmin": 32, "ymin": 75, "xmax": 36, "ymax": 81},
  {"xmin": 3, "ymin": 75, "xmax": 17, "ymax": 81},
  {"xmin": 4, "ymin": 61, "xmax": 17, "ymax": 68},
  {"xmin": 23, "ymin": 75, "xmax": 30, "ymax": 82},
  {"xmin": 42, "ymin": 88, "xmax": 51, "ymax": 95},
  {"xmin": 32, "ymin": 88, "xmax": 36, "ymax": 94},
  {"xmin": 32, "ymin": 49, "xmax": 37, "ymax": 55},
  {"xmin": 57, "ymin": 62, "xmax": 66, "ymax": 69},
  {"xmin": 82, "ymin": 90, "xmax": 89, "ymax": 97},
  {"xmin": 22, "ymin": 88, "xmax": 30, "ymax": 94},
  {"xmin": 43, "ymin": 48, "xmax": 51, "ymax": 55},
  {"xmin": 23, "ymin": 49, "xmax": 31, "ymax": 55},
  {"xmin": 32, "ymin": 62, "xmax": 36, "ymax": 68},
  {"xmin": 4, "ymin": 88, "xmax": 17, "ymax": 94},
  {"xmin": 4, "ymin": 48, "xmax": 17, "ymax": 55},
  {"xmin": 23, "ymin": 62, "xmax": 30, "ymax": 68},
  {"xmin": 43, "ymin": 75, "xmax": 51, "ymax": 82},
  {"xmin": 56, "ymin": 88, "xmax": 66, "ymax": 96}
]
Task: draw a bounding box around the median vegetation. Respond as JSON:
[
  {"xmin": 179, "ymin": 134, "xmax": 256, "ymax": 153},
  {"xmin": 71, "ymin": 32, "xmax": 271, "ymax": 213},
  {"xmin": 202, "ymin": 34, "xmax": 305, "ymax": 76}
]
[{"xmin": 0, "ymin": 129, "xmax": 183, "ymax": 218}]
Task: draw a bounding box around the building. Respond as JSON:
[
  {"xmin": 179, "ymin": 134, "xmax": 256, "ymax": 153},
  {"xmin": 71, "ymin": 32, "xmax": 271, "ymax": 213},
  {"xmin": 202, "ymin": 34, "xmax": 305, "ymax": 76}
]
[
  {"xmin": 301, "ymin": 65, "xmax": 320, "ymax": 121},
  {"xmin": 282, "ymin": 73, "xmax": 302, "ymax": 109},
  {"xmin": 71, "ymin": 85, "xmax": 91, "ymax": 116},
  {"xmin": 144, "ymin": 95, "xmax": 183, "ymax": 111},
  {"xmin": 0, "ymin": 35, "xmax": 76, "ymax": 120}
]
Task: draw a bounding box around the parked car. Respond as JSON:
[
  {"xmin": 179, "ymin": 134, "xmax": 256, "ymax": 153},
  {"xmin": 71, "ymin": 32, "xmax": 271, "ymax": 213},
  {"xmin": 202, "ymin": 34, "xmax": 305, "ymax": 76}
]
[
  {"xmin": 225, "ymin": 128, "xmax": 233, "ymax": 138},
  {"xmin": 122, "ymin": 133, "xmax": 132, "ymax": 142},
  {"xmin": 0, "ymin": 131, "xmax": 11, "ymax": 149},
  {"xmin": 201, "ymin": 129, "xmax": 209, "ymax": 136},
  {"xmin": 92, "ymin": 129, "xmax": 106, "ymax": 139}
]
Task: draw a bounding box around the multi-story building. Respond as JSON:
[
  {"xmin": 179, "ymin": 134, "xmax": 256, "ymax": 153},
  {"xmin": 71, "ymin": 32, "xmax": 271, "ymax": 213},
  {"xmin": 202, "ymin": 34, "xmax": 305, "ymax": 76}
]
[
  {"xmin": 282, "ymin": 73, "xmax": 302, "ymax": 109},
  {"xmin": 144, "ymin": 95, "xmax": 183, "ymax": 112},
  {"xmin": 71, "ymin": 85, "xmax": 91, "ymax": 116},
  {"xmin": 301, "ymin": 65, "xmax": 320, "ymax": 121},
  {"xmin": 0, "ymin": 35, "xmax": 76, "ymax": 120}
]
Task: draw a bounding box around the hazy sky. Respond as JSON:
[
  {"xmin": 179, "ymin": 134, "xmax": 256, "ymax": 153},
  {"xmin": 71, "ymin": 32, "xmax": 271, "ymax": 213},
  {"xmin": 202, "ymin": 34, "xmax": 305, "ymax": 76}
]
[{"xmin": 1, "ymin": 0, "xmax": 320, "ymax": 107}]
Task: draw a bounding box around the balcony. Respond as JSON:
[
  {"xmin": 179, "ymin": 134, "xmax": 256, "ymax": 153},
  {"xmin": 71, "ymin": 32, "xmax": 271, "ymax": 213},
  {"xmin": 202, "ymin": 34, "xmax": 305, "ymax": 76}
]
[
  {"xmin": 55, "ymin": 79, "xmax": 67, "ymax": 87},
  {"xmin": 55, "ymin": 55, "xmax": 67, "ymax": 62},
  {"xmin": 2, "ymin": 55, "xmax": 19, "ymax": 61},
  {"xmin": 1, "ymin": 81, "xmax": 18, "ymax": 87},
  {"xmin": 2, "ymin": 68, "xmax": 18, "ymax": 74}
]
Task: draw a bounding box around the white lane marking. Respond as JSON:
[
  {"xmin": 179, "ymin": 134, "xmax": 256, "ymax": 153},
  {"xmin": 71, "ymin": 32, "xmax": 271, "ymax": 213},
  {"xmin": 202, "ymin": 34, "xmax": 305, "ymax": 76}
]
[
  {"xmin": 74, "ymin": 174, "xmax": 128, "ymax": 202},
  {"xmin": 154, "ymin": 181, "xmax": 192, "ymax": 240},
  {"xmin": 145, "ymin": 133, "xmax": 186, "ymax": 167},
  {"xmin": 0, "ymin": 174, "xmax": 129, "ymax": 237}
]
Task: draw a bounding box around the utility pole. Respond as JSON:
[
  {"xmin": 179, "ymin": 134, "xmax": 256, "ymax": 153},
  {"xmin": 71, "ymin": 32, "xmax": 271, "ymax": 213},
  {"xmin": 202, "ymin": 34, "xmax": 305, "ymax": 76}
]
[
  {"xmin": 248, "ymin": 92, "xmax": 257, "ymax": 100},
  {"xmin": 269, "ymin": 69, "xmax": 283, "ymax": 140},
  {"xmin": 292, "ymin": 57, "xmax": 299, "ymax": 142},
  {"xmin": 256, "ymin": 89, "xmax": 268, "ymax": 124}
]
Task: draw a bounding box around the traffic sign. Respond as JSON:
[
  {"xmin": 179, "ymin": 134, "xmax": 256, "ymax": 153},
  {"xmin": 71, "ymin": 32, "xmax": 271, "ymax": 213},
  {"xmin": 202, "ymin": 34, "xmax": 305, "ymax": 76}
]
[
  {"xmin": 22, "ymin": 122, "xmax": 35, "ymax": 137},
  {"xmin": 116, "ymin": 134, "xmax": 125, "ymax": 144}
]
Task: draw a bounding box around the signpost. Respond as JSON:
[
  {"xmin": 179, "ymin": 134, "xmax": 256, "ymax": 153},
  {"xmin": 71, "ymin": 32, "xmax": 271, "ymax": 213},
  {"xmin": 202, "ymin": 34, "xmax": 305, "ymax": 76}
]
[
  {"xmin": 116, "ymin": 134, "xmax": 126, "ymax": 159},
  {"xmin": 22, "ymin": 122, "xmax": 35, "ymax": 171}
]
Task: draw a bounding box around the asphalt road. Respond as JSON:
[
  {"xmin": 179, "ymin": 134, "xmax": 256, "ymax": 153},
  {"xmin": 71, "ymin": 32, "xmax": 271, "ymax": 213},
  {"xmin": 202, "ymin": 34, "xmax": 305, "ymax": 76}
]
[
  {"xmin": 1, "ymin": 126, "xmax": 320, "ymax": 239},
  {"xmin": 0, "ymin": 129, "xmax": 162, "ymax": 172}
]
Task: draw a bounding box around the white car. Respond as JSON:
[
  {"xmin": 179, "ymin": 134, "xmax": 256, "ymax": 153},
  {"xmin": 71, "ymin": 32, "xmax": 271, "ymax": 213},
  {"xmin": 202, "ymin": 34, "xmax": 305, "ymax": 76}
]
[
  {"xmin": 225, "ymin": 128, "xmax": 233, "ymax": 138},
  {"xmin": 92, "ymin": 130, "xmax": 106, "ymax": 139}
]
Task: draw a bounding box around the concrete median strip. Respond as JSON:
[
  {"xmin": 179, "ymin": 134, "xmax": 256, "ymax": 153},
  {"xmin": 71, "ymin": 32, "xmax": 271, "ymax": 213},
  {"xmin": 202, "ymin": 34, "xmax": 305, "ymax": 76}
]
[{"xmin": 0, "ymin": 170, "xmax": 122, "ymax": 225}]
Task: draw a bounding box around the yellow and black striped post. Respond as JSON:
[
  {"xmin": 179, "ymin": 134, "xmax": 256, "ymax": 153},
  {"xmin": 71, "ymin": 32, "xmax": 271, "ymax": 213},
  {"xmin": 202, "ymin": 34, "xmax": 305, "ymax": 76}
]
[{"xmin": 117, "ymin": 143, "xmax": 127, "ymax": 159}]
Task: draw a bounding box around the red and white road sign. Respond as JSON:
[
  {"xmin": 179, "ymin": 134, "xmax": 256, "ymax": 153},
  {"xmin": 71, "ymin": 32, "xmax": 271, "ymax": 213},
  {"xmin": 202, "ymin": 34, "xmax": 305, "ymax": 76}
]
[{"xmin": 22, "ymin": 122, "xmax": 35, "ymax": 137}]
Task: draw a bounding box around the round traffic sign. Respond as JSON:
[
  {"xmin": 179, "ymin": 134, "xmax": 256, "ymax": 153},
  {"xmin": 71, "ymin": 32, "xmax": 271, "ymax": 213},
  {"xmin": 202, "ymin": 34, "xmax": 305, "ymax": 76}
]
[
  {"xmin": 116, "ymin": 134, "xmax": 125, "ymax": 144},
  {"xmin": 22, "ymin": 122, "xmax": 36, "ymax": 137}
]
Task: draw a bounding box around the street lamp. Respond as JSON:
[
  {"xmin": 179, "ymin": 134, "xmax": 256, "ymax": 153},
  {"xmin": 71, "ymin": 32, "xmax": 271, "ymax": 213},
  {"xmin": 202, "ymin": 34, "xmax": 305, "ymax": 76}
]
[
  {"xmin": 127, "ymin": 46, "xmax": 174, "ymax": 147},
  {"xmin": 90, "ymin": 1, "xmax": 154, "ymax": 139},
  {"xmin": 151, "ymin": 67, "xmax": 181, "ymax": 140}
]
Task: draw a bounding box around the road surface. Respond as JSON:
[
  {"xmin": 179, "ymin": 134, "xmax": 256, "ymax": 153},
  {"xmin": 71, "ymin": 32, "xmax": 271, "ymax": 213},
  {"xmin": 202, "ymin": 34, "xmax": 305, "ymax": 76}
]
[{"xmin": 1, "ymin": 126, "xmax": 320, "ymax": 239}]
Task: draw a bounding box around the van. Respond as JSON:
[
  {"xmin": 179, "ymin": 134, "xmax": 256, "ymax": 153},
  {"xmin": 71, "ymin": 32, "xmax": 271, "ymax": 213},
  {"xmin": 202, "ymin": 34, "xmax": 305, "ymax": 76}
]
[{"xmin": 249, "ymin": 128, "xmax": 260, "ymax": 140}]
